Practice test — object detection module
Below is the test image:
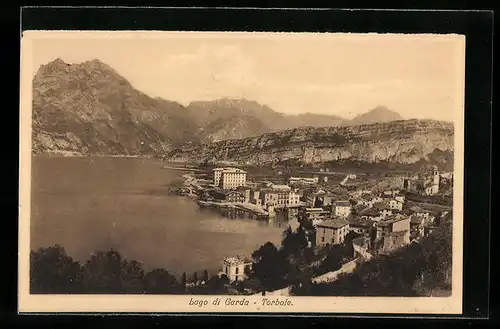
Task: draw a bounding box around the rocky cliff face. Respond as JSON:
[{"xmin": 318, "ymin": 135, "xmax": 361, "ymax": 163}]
[
  {"xmin": 32, "ymin": 58, "xmax": 200, "ymax": 156},
  {"xmin": 169, "ymin": 119, "xmax": 454, "ymax": 168}
]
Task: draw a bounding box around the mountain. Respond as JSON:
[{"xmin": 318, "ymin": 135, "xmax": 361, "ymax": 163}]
[
  {"xmin": 344, "ymin": 106, "xmax": 404, "ymax": 126},
  {"xmin": 185, "ymin": 98, "xmax": 345, "ymax": 141},
  {"xmin": 32, "ymin": 59, "xmax": 438, "ymax": 162},
  {"xmin": 32, "ymin": 58, "xmax": 199, "ymax": 156},
  {"xmin": 169, "ymin": 119, "xmax": 454, "ymax": 169}
]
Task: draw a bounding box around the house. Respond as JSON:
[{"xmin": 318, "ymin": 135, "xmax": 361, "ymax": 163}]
[
  {"xmin": 394, "ymin": 195, "xmax": 406, "ymax": 204},
  {"xmin": 410, "ymin": 215, "xmax": 426, "ymax": 238},
  {"xmin": 236, "ymin": 187, "xmax": 252, "ymax": 203},
  {"xmin": 350, "ymin": 189, "xmax": 373, "ymax": 198},
  {"xmin": 403, "ymin": 166, "xmax": 440, "ymax": 196},
  {"xmin": 358, "ymin": 194, "xmax": 383, "ymax": 207},
  {"xmin": 388, "ymin": 198, "xmax": 404, "ymax": 211},
  {"xmin": 213, "ymin": 168, "xmax": 247, "ymax": 189},
  {"xmin": 332, "ymin": 200, "xmax": 351, "ymax": 218},
  {"xmin": 250, "ymin": 190, "xmax": 262, "ymax": 206},
  {"xmin": 260, "ymin": 189, "xmax": 279, "ymax": 207},
  {"xmin": 382, "ymin": 230, "xmax": 409, "ymax": 253},
  {"xmin": 304, "ymin": 189, "xmax": 325, "ymax": 207},
  {"xmin": 348, "ymin": 219, "xmax": 374, "ymax": 235},
  {"xmin": 289, "ymin": 176, "xmax": 319, "ymax": 185},
  {"xmin": 287, "ymin": 191, "xmax": 301, "ymax": 206},
  {"xmin": 360, "ymin": 207, "xmax": 384, "ymax": 222},
  {"xmin": 376, "ymin": 215, "xmax": 410, "ymax": 243},
  {"xmin": 315, "ymin": 217, "xmax": 350, "ymax": 247},
  {"xmin": 211, "ymin": 190, "xmax": 245, "ymax": 203},
  {"xmin": 352, "ymin": 203, "xmax": 368, "ymax": 216},
  {"xmin": 221, "ymin": 256, "xmax": 252, "ymax": 283},
  {"xmin": 300, "ymin": 207, "xmax": 330, "ymax": 223},
  {"xmin": 372, "ymin": 202, "xmax": 393, "ymax": 217}
]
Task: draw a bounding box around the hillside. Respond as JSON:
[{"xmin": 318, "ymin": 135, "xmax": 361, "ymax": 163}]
[
  {"xmin": 168, "ymin": 119, "xmax": 454, "ymax": 168},
  {"xmin": 32, "ymin": 58, "xmax": 200, "ymax": 156}
]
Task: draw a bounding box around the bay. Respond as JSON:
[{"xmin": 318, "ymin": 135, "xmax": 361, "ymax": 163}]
[{"xmin": 30, "ymin": 156, "xmax": 286, "ymax": 277}]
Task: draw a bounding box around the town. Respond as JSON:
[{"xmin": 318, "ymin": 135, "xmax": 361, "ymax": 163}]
[{"xmin": 170, "ymin": 162, "xmax": 454, "ymax": 296}]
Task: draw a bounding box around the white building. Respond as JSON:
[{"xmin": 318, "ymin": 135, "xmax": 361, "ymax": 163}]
[
  {"xmin": 332, "ymin": 201, "xmax": 352, "ymax": 218},
  {"xmin": 289, "ymin": 177, "xmax": 319, "ymax": 185},
  {"xmin": 221, "ymin": 256, "xmax": 252, "ymax": 283},
  {"xmin": 213, "ymin": 167, "xmax": 247, "ymax": 189},
  {"xmin": 315, "ymin": 218, "xmax": 350, "ymax": 247},
  {"xmin": 288, "ymin": 191, "xmax": 301, "ymax": 206},
  {"xmin": 213, "ymin": 168, "xmax": 225, "ymax": 186},
  {"xmin": 388, "ymin": 199, "xmax": 404, "ymax": 211}
]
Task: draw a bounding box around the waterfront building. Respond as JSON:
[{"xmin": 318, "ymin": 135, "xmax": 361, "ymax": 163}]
[
  {"xmin": 221, "ymin": 256, "xmax": 252, "ymax": 283},
  {"xmin": 315, "ymin": 217, "xmax": 350, "ymax": 247},
  {"xmin": 211, "ymin": 190, "xmax": 246, "ymax": 203},
  {"xmin": 213, "ymin": 168, "xmax": 225, "ymax": 186},
  {"xmin": 287, "ymin": 191, "xmax": 301, "ymax": 205},
  {"xmin": 214, "ymin": 167, "xmax": 247, "ymax": 189},
  {"xmin": 236, "ymin": 186, "xmax": 252, "ymax": 203},
  {"xmin": 260, "ymin": 189, "xmax": 279, "ymax": 207}
]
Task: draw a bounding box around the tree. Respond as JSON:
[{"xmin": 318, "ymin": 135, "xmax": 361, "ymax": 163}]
[
  {"xmin": 204, "ymin": 274, "xmax": 230, "ymax": 294},
  {"xmin": 316, "ymin": 247, "xmax": 343, "ymax": 275},
  {"xmin": 203, "ymin": 270, "xmax": 209, "ymax": 282},
  {"xmin": 314, "ymin": 197, "xmax": 324, "ymax": 208},
  {"xmin": 181, "ymin": 272, "xmax": 187, "ymax": 286},
  {"xmin": 344, "ymin": 231, "xmax": 361, "ymax": 257},
  {"xmin": 82, "ymin": 249, "xmax": 145, "ymax": 293},
  {"xmin": 251, "ymin": 242, "xmax": 289, "ymax": 292},
  {"xmin": 282, "ymin": 228, "xmax": 308, "ymax": 257},
  {"xmin": 144, "ymin": 269, "xmax": 180, "ymax": 294},
  {"xmin": 193, "ymin": 272, "xmax": 198, "ymax": 284},
  {"xmin": 30, "ymin": 245, "xmax": 82, "ymax": 294}
]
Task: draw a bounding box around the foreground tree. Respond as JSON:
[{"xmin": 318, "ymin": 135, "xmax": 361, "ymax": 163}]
[
  {"xmin": 30, "ymin": 245, "xmax": 82, "ymax": 294},
  {"xmin": 144, "ymin": 269, "xmax": 181, "ymax": 294},
  {"xmin": 82, "ymin": 250, "xmax": 145, "ymax": 293},
  {"xmin": 251, "ymin": 242, "xmax": 289, "ymax": 292}
]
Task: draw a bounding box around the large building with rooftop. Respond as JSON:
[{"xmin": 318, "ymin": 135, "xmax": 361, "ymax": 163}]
[
  {"xmin": 213, "ymin": 167, "xmax": 247, "ymax": 190},
  {"xmin": 315, "ymin": 217, "xmax": 350, "ymax": 247}
]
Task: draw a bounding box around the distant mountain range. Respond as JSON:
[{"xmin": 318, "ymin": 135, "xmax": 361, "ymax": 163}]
[{"xmin": 31, "ymin": 58, "xmax": 452, "ymax": 168}]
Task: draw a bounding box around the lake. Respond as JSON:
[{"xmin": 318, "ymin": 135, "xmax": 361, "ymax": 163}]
[{"xmin": 30, "ymin": 156, "xmax": 286, "ymax": 277}]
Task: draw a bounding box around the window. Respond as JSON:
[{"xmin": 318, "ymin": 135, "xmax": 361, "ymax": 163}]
[
  {"xmin": 321, "ymin": 237, "xmax": 325, "ymax": 242},
  {"xmin": 235, "ymin": 267, "xmax": 239, "ymax": 274}
]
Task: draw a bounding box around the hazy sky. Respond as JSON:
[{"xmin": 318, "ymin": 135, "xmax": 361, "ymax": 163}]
[{"xmin": 30, "ymin": 32, "xmax": 465, "ymax": 121}]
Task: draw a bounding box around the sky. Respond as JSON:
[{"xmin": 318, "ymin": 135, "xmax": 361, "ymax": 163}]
[{"xmin": 29, "ymin": 31, "xmax": 465, "ymax": 121}]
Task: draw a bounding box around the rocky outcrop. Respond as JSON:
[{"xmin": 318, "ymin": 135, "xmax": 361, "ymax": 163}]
[
  {"xmin": 32, "ymin": 58, "xmax": 200, "ymax": 156},
  {"xmin": 170, "ymin": 119, "xmax": 454, "ymax": 168}
]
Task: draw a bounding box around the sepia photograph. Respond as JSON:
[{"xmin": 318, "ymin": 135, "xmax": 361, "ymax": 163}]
[{"xmin": 18, "ymin": 30, "xmax": 465, "ymax": 314}]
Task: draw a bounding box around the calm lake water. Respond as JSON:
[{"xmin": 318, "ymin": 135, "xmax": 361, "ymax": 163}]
[{"xmin": 30, "ymin": 156, "xmax": 286, "ymax": 277}]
